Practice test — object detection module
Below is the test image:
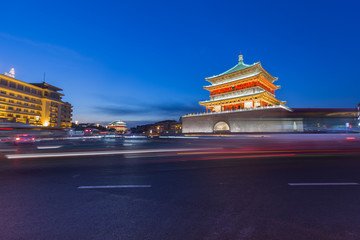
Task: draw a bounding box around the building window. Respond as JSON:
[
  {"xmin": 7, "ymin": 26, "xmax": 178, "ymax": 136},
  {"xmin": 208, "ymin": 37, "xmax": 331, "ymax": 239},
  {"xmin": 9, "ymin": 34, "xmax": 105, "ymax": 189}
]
[
  {"xmin": 17, "ymin": 85, "xmax": 23, "ymax": 90},
  {"xmin": 25, "ymin": 87, "xmax": 30, "ymax": 92},
  {"xmin": 9, "ymin": 82, "xmax": 16, "ymax": 88},
  {"xmin": 31, "ymin": 89, "xmax": 36, "ymax": 94},
  {"xmin": 50, "ymin": 92, "xmax": 60, "ymax": 99},
  {"xmin": 17, "ymin": 95, "xmax": 22, "ymax": 98},
  {"xmin": 0, "ymin": 90, "xmax": 6, "ymax": 94},
  {"xmin": 9, "ymin": 93, "xmax": 14, "ymax": 96},
  {"xmin": 9, "ymin": 100, "xmax": 14, "ymax": 103},
  {"xmin": 0, "ymin": 79, "xmax": 8, "ymax": 86},
  {"xmin": 8, "ymin": 107, "xmax": 14, "ymax": 110},
  {"xmin": 24, "ymin": 96, "xmax": 29, "ymax": 100}
]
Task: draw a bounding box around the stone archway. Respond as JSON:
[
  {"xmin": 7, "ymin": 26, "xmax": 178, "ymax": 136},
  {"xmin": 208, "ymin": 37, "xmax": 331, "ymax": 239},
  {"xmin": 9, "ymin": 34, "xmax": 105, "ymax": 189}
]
[{"xmin": 213, "ymin": 121, "xmax": 230, "ymax": 132}]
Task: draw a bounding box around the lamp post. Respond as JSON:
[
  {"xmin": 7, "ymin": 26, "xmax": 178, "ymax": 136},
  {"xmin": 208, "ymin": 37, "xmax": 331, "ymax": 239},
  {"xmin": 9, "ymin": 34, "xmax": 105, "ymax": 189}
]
[{"xmin": 35, "ymin": 116, "xmax": 40, "ymax": 126}]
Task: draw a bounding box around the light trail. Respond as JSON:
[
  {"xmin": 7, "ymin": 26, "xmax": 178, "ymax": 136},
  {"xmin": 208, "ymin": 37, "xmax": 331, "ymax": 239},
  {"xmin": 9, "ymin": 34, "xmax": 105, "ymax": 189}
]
[
  {"xmin": 78, "ymin": 185, "xmax": 151, "ymax": 189},
  {"xmin": 178, "ymin": 149, "xmax": 360, "ymax": 155},
  {"xmin": 5, "ymin": 147, "xmax": 220, "ymax": 159},
  {"xmin": 288, "ymin": 183, "xmax": 359, "ymax": 186},
  {"xmin": 37, "ymin": 145, "xmax": 63, "ymax": 149},
  {"xmin": 198, "ymin": 153, "xmax": 296, "ymax": 160},
  {"xmin": 0, "ymin": 149, "xmax": 17, "ymax": 152}
]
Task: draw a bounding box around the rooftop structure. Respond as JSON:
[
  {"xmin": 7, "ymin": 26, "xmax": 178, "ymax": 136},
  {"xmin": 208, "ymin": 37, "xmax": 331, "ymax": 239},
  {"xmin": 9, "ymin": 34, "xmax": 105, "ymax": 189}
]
[
  {"xmin": 199, "ymin": 54, "xmax": 287, "ymax": 113},
  {"xmin": 130, "ymin": 120, "xmax": 182, "ymax": 136},
  {"xmin": 108, "ymin": 120, "xmax": 127, "ymax": 132}
]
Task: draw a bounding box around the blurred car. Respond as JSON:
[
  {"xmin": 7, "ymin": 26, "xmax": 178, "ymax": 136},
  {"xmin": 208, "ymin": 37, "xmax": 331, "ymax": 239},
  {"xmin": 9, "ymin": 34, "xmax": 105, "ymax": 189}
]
[
  {"xmin": 0, "ymin": 136, "xmax": 13, "ymax": 143},
  {"xmin": 14, "ymin": 135, "xmax": 36, "ymax": 144}
]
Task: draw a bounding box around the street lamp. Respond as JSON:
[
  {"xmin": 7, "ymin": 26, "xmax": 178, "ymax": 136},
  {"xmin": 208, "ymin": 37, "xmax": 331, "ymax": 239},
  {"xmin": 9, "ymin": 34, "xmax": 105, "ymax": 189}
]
[{"xmin": 35, "ymin": 116, "xmax": 40, "ymax": 125}]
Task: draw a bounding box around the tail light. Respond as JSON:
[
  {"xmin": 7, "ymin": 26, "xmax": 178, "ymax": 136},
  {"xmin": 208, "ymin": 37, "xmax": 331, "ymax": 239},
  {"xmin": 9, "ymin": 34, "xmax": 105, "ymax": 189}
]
[{"xmin": 15, "ymin": 137, "xmax": 20, "ymax": 141}]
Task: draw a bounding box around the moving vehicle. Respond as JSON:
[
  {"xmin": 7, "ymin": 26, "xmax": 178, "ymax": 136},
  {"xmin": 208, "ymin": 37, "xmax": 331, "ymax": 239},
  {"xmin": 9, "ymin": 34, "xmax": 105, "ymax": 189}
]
[
  {"xmin": 14, "ymin": 135, "xmax": 36, "ymax": 144},
  {"xmin": 84, "ymin": 128, "xmax": 100, "ymax": 136}
]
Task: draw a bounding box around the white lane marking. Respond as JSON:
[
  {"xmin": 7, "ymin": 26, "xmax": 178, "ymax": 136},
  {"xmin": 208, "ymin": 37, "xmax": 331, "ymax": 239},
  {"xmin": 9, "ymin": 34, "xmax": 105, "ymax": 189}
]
[
  {"xmin": 78, "ymin": 185, "xmax": 151, "ymax": 189},
  {"xmin": 288, "ymin": 182, "xmax": 359, "ymax": 186},
  {"xmin": 5, "ymin": 147, "xmax": 220, "ymax": 159},
  {"xmin": 37, "ymin": 145, "xmax": 63, "ymax": 149}
]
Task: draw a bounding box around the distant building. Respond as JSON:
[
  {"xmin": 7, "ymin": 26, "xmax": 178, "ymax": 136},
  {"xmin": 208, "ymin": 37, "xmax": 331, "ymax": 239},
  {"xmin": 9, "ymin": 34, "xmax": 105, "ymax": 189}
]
[
  {"xmin": 131, "ymin": 120, "xmax": 182, "ymax": 136},
  {"xmin": 182, "ymin": 54, "xmax": 358, "ymax": 133},
  {"xmin": 108, "ymin": 120, "xmax": 127, "ymax": 133},
  {"xmin": 0, "ymin": 71, "xmax": 72, "ymax": 128}
]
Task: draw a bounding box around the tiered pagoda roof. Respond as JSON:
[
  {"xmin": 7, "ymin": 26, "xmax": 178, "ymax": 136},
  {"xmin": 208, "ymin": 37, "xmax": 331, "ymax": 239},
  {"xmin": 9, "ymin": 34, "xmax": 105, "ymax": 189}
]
[
  {"xmin": 205, "ymin": 55, "xmax": 278, "ymax": 86},
  {"xmin": 206, "ymin": 56, "xmax": 257, "ymax": 79},
  {"xmin": 199, "ymin": 53, "xmax": 287, "ymax": 113}
]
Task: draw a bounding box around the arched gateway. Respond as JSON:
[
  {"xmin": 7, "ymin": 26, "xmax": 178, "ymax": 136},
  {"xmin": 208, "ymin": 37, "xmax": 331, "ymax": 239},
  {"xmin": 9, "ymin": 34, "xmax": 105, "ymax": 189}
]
[{"xmin": 213, "ymin": 121, "xmax": 230, "ymax": 132}]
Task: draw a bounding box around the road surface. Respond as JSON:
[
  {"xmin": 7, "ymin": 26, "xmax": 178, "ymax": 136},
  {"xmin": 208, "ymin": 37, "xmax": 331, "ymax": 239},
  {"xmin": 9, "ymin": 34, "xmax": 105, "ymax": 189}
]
[{"xmin": 0, "ymin": 134, "xmax": 359, "ymax": 239}]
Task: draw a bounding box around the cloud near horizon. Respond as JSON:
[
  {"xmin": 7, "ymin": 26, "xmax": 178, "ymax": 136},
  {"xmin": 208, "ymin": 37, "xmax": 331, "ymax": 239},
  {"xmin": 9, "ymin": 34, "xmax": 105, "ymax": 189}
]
[{"xmin": 94, "ymin": 100, "xmax": 205, "ymax": 121}]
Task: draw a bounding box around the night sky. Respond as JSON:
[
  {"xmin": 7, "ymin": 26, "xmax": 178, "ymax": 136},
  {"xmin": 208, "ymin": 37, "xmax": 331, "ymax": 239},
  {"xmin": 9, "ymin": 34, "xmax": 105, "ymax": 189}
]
[{"xmin": 0, "ymin": 0, "xmax": 359, "ymax": 126}]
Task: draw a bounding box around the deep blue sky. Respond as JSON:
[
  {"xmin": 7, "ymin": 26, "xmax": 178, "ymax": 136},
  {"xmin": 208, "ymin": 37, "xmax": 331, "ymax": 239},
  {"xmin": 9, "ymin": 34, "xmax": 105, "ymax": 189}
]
[{"xmin": 0, "ymin": 0, "xmax": 359, "ymax": 125}]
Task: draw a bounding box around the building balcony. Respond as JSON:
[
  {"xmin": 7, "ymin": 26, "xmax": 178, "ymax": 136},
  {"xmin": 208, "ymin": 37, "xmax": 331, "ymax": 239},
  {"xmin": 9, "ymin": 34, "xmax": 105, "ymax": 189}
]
[
  {"xmin": 209, "ymin": 87, "xmax": 270, "ymax": 102},
  {"xmin": 0, "ymin": 92, "xmax": 42, "ymax": 105},
  {"xmin": 182, "ymin": 105, "xmax": 293, "ymax": 118},
  {"xmin": 0, "ymin": 108, "xmax": 41, "ymax": 116},
  {"xmin": 0, "ymin": 84, "xmax": 43, "ymax": 98},
  {"xmin": 0, "ymin": 101, "xmax": 42, "ymax": 111},
  {"xmin": 209, "ymin": 82, "xmax": 275, "ymax": 97}
]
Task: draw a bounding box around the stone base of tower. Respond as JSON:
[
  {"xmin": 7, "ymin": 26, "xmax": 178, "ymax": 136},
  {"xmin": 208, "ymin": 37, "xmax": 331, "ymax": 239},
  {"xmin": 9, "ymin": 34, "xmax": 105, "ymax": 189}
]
[
  {"xmin": 182, "ymin": 107, "xmax": 302, "ymax": 133},
  {"xmin": 182, "ymin": 107, "xmax": 358, "ymax": 134}
]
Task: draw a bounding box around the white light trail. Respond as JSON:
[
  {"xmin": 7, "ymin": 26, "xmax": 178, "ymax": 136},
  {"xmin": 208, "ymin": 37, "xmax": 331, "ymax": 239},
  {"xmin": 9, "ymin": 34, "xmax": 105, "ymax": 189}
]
[
  {"xmin": 37, "ymin": 145, "xmax": 63, "ymax": 149},
  {"xmin": 78, "ymin": 185, "xmax": 151, "ymax": 189},
  {"xmin": 288, "ymin": 182, "xmax": 359, "ymax": 186},
  {"xmin": 5, "ymin": 147, "xmax": 220, "ymax": 159}
]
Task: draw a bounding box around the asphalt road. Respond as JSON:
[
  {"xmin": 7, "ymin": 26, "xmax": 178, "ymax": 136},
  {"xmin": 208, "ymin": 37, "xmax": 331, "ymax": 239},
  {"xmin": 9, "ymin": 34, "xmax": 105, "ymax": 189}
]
[{"xmin": 0, "ymin": 135, "xmax": 360, "ymax": 240}]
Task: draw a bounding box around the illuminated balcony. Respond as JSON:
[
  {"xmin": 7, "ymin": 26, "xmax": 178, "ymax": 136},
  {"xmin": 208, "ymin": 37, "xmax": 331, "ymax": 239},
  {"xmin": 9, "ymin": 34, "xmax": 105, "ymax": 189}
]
[{"xmin": 183, "ymin": 105, "xmax": 292, "ymax": 118}]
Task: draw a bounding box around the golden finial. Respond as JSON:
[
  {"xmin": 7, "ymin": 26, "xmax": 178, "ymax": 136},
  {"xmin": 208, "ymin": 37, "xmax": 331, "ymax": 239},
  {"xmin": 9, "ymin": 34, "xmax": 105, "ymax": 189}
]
[{"xmin": 238, "ymin": 53, "xmax": 243, "ymax": 62}]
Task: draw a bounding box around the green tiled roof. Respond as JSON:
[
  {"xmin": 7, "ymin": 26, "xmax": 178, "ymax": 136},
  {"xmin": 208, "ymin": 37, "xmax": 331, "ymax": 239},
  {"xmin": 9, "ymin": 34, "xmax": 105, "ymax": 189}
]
[{"xmin": 207, "ymin": 55, "xmax": 257, "ymax": 79}]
